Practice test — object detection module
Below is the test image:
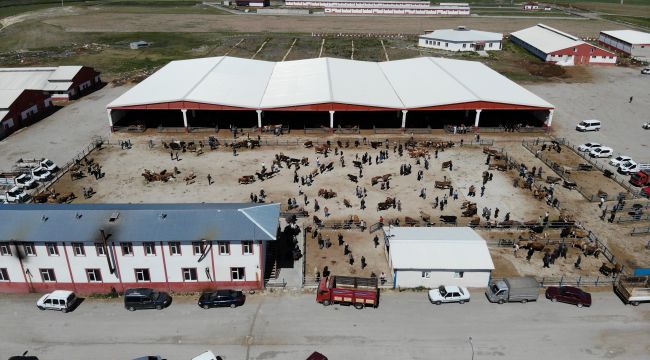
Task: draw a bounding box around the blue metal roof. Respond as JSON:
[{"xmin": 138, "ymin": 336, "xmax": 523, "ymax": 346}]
[{"xmin": 0, "ymin": 203, "xmax": 280, "ymax": 243}]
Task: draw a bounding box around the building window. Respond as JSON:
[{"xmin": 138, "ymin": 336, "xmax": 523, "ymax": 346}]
[
  {"xmin": 182, "ymin": 268, "xmax": 198, "ymax": 281},
  {"xmin": 86, "ymin": 269, "xmax": 102, "ymax": 282},
  {"xmin": 590, "ymin": 47, "xmax": 594, "ymax": 53},
  {"xmin": 1, "ymin": 244, "xmax": 12, "ymax": 256},
  {"xmin": 95, "ymin": 243, "xmax": 106, "ymax": 256},
  {"xmin": 231, "ymin": 267, "xmax": 245, "ymax": 281},
  {"xmin": 453, "ymin": 272, "xmax": 465, "ymax": 278},
  {"xmin": 421, "ymin": 271, "xmax": 431, "ymax": 278},
  {"xmin": 242, "ymin": 241, "xmax": 253, "ymax": 255},
  {"xmin": 192, "ymin": 242, "xmax": 203, "ymax": 256},
  {"xmin": 445, "ymin": 42, "xmax": 448, "ymax": 47},
  {"xmin": 47, "ymin": 243, "xmax": 59, "ymax": 256},
  {"xmin": 169, "ymin": 242, "xmax": 181, "ymax": 256},
  {"xmin": 573, "ymin": 47, "xmax": 577, "ymax": 52},
  {"xmin": 135, "ymin": 268, "xmax": 151, "ymax": 282},
  {"xmin": 72, "ymin": 242, "xmax": 85, "ymax": 256},
  {"xmin": 0, "ymin": 268, "xmax": 8, "ymax": 281},
  {"xmin": 143, "ymin": 242, "xmax": 156, "ymax": 256},
  {"xmin": 462, "ymin": 44, "xmax": 466, "ymax": 48},
  {"xmin": 218, "ymin": 242, "xmax": 230, "ymax": 255},
  {"xmin": 40, "ymin": 269, "xmax": 56, "ymax": 282},
  {"xmin": 24, "ymin": 242, "xmax": 36, "ymax": 256},
  {"xmin": 489, "ymin": 43, "xmax": 493, "ymax": 48},
  {"xmin": 121, "ymin": 242, "xmax": 133, "ymax": 256}
]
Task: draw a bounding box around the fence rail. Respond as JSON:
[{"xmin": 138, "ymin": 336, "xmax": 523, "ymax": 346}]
[
  {"xmin": 616, "ymin": 214, "xmax": 650, "ymax": 223},
  {"xmin": 28, "ymin": 137, "xmax": 106, "ymax": 202},
  {"xmin": 631, "ymin": 227, "xmax": 650, "ymax": 236},
  {"xmin": 492, "ymin": 276, "xmax": 615, "ymax": 288}
]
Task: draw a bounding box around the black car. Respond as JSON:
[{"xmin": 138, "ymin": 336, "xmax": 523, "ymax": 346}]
[
  {"xmin": 198, "ymin": 290, "xmax": 245, "ymax": 309},
  {"xmin": 124, "ymin": 288, "xmax": 172, "ymax": 311}
]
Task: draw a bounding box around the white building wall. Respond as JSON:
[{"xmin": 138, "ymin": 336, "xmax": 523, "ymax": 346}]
[
  {"xmin": 165, "ymin": 243, "xmax": 213, "ymax": 282},
  {"xmin": 212, "ymin": 241, "xmax": 262, "ymax": 283},
  {"xmin": 395, "ymin": 269, "xmax": 491, "ymax": 288},
  {"xmin": 66, "ymin": 242, "xmax": 119, "ymax": 284},
  {"xmin": 112, "ymin": 241, "xmax": 166, "ymax": 283},
  {"xmin": 0, "ymin": 244, "xmax": 25, "ymax": 282},
  {"xmin": 20, "ymin": 243, "xmax": 72, "ymax": 283},
  {"xmin": 418, "ymin": 38, "xmax": 501, "ymax": 52}
]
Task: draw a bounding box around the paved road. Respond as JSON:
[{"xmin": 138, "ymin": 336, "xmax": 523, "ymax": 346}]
[{"xmin": 1, "ymin": 290, "xmax": 648, "ymax": 360}]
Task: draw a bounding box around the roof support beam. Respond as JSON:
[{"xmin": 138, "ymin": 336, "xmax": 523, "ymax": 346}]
[
  {"xmin": 474, "ymin": 109, "xmax": 482, "ymax": 129},
  {"xmin": 107, "ymin": 109, "xmax": 113, "ymax": 133},
  {"xmin": 546, "ymin": 109, "xmax": 554, "ymax": 128},
  {"xmin": 257, "ymin": 110, "xmax": 263, "ymax": 130},
  {"xmin": 181, "ymin": 109, "xmax": 188, "ymax": 132},
  {"xmin": 329, "ymin": 110, "xmax": 335, "ymax": 131},
  {"xmin": 401, "ymin": 110, "xmax": 408, "ymax": 129}
]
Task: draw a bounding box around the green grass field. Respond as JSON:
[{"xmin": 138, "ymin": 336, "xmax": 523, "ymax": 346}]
[{"xmin": 602, "ymin": 15, "xmax": 650, "ymax": 29}]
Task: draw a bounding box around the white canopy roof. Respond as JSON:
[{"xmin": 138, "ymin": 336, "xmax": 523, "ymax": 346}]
[
  {"xmin": 386, "ymin": 227, "xmax": 495, "ymax": 271},
  {"xmin": 108, "ymin": 56, "xmax": 553, "ymax": 110},
  {"xmin": 511, "ymin": 23, "xmax": 583, "ymax": 54},
  {"xmin": 601, "ymin": 30, "xmax": 650, "ymax": 45}
]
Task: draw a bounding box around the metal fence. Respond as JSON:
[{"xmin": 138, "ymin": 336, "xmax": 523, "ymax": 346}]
[
  {"xmin": 492, "ymin": 276, "xmax": 615, "ymax": 288},
  {"xmin": 630, "ymin": 227, "xmax": 650, "ymax": 236},
  {"xmin": 28, "ymin": 137, "xmax": 106, "ymax": 202},
  {"xmin": 616, "ymin": 214, "xmax": 650, "ymax": 223}
]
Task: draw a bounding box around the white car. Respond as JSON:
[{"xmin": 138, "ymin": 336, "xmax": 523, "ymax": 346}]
[
  {"xmin": 31, "ymin": 167, "xmax": 52, "ymax": 181},
  {"xmin": 37, "ymin": 290, "xmax": 77, "ymax": 313},
  {"xmin": 576, "ymin": 119, "xmax": 601, "ymax": 132},
  {"xmin": 428, "ymin": 285, "xmax": 470, "ymax": 305},
  {"xmin": 577, "ymin": 142, "xmax": 601, "ymax": 152},
  {"xmin": 642, "ymin": 67, "xmax": 650, "ymax": 75},
  {"xmin": 589, "ymin": 146, "xmax": 613, "ymax": 158},
  {"xmin": 610, "ymin": 155, "xmax": 632, "ymax": 167}
]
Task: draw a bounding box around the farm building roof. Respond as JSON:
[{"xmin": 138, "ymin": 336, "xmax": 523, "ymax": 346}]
[
  {"xmin": 108, "ymin": 56, "xmax": 553, "ymax": 111},
  {"xmin": 0, "ymin": 66, "xmax": 85, "ymax": 93},
  {"xmin": 385, "ymin": 227, "xmax": 494, "ymax": 271},
  {"xmin": 600, "ymin": 30, "xmax": 650, "ymax": 45},
  {"xmin": 0, "ymin": 89, "xmax": 24, "ymax": 109},
  {"xmin": 420, "ymin": 28, "xmax": 503, "ymax": 43},
  {"xmin": 510, "ymin": 24, "xmax": 584, "ymax": 54},
  {"xmin": 0, "ymin": 203, "xmax": 280, "ymax": 243}
]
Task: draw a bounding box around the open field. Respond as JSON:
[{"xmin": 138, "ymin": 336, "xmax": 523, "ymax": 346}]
[{"xmin": 601, "ymin": 15, "xmax": 650, "ymax": 29}]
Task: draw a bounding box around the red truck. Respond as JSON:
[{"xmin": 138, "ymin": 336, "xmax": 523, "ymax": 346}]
[
  {"xmin": 630, "ymin": 171, "xmax": 650, "ymax": 187},
  {"xmin": 316, "ymin": 275, "xmax": 379, "ymax": 309}
]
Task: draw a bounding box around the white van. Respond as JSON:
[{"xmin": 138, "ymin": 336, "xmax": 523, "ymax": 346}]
[
  {"xmin": 36, "ymin": 290, "xmax": 77, "ymax": 313},
  {"xmin": 576, "ymin": 119, "xmax": 601, "ymax": 132}
]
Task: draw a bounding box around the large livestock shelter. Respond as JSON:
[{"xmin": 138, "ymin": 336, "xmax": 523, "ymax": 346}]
[
  {"xmin": 0, "ymin": 66, "xmax": 102, "ymax": 139},
  {"xmin": 0, "ymin": 203, "xmax": 280, "ymax": 294},
  {"xmin": 384, "ymin": 227, "xmax": 494, "ymax": 288},
  {"xmin": 419, "ymin": 27, "xmax": 503, "ymax": 52},
  {"xmin": 107, "ymin": 56, "xmax": 554, "ymax": 131},
  {"xmin": 598, "ymin": 30, "xmax": 650, "ymax": 61},
  {"xmin": 510, "ymin": 24, "xmax": 617, "ymax": 66}
]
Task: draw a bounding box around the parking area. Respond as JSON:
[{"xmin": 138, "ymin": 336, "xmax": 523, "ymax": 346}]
[
  {"xmin": 0, "ymin": 84, "xmax": 129, "ymax": 169},
  {"xmin": 527, "ymin": 66, "xmax": 650, "ymax": 163}
]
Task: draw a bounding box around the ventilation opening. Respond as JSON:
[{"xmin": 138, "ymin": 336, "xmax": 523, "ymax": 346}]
[{"xmin": 109, "ymin": 212, "xmax": 120, "ymax": 223}]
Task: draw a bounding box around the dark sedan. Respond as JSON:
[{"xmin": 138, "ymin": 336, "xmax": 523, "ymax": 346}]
[
  {"xmin": 198, "ymin": 290, "xmax": 246, "ymax": 309},
  {"xmin": 545, "ymin": 286, "xmax": 592, "ymax": 307}
]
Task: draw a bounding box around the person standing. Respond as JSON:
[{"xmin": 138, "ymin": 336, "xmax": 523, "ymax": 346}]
[{"xmin": 207, "ymin": 174, "xmax": 212, "ymax": 185}]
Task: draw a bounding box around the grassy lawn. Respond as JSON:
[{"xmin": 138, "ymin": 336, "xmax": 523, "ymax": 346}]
[
  {"xmin": 473, "ymin": 9, "xmax": 574, "ymax": 17},
  {"xmin": 0, "ymin": 1, "xmax": 88, "ymax": 18},
  {"xmin": 601, "ymin": 14, "xmax": 650, "ymax": 29}
]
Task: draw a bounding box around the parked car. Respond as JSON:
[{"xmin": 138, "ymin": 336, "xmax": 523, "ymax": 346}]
[
  {"xmin": 30, "ymin": 167, "xmax": 52, "ymax": 181},
  {"xmin": 643, "ymin": 122, "xmax": 650, "ymax": 130},
  {"xmin": 124, "ymin": 288, "xmax": 172, "ymax": 311},
  {"xmin": 575, "ymin": 119, "xmax": 601, "ymax": 132},
  {"xmin": 545, "ymin": 286, "xmax": 592, "ymax": 307},
  {"xmin": 589, "ymin": 146, "xmax": 613, "ymax": 158},
  {"xmin": 577, "ymin": 142, "xmax": 601, "ymax": 152},
  {"xmin": 610, "ymin": 155, "xmax": 632, "ymax": 167},
  {"xmin": 36, "ymin": 290, "xmax": 77, "ymax": 313},
  {"xmin": 198, "ymin": 290, "xmax": 246, "ymax": 309},
  {"xmin": 428, "ymin": 285, "xmax": 470, "ymax": 305},
  {"xmin": 641, "ymin": 67, "xmax": 650, "ymax": 75},
  {"xmin": 8, "ymin": 351, "xmax": 39, "ymax": 360}
]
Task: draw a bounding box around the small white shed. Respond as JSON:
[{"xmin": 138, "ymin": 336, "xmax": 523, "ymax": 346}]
[{"xmin": 385, "ymin": 227, "xmax": 494, "ymax": 288}]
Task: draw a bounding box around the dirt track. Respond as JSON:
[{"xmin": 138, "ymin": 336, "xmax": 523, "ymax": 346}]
[{"xmin": 43, "ymin": 13, "xmax": 625, "ymax": 36}]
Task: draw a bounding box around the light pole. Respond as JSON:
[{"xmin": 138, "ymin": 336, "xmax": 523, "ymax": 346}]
[{"xmin": 468, "ymin": 337, "xmax": 475, "ymax": 360}]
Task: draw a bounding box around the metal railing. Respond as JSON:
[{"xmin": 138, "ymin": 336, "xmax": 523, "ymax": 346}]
[
  {"xmin": 630, "ymin": 227, "xmax": 650, "ymax": 236},
  {"xmin": 616, "ymin": 214, "xmax": 650, "ymax": 223},
  {"xmin": 491, "ymin": 276, "xmax": 615, "ymax": 288},
  {"xmin": 28, "ymin": 137, "xmax": 106, "ymax": 201}
]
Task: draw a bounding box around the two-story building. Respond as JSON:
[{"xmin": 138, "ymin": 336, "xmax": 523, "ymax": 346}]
[{"xmin": 0, "ymin": 203, "xmax": 280, "ymax": 294}]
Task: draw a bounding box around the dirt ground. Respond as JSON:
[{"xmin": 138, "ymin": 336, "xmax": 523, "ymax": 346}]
[
  {"xmin": 42, "ymin": 136, "xmax": 624, "ymax": 280},
  {"xmin": 43, "ymin": 12, "xmax": 624, "ymax": 37},
  {"xmin": 305, "ymin": 230, "xmax": 390, "ymax": 281},
  {"xmin": 528, "ymin": 142, "xmax": 628, "ymax": 201}
]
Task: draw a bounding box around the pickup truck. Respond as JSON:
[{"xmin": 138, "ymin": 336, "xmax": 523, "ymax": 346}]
[
  {"xmin": 614, "ymin": 276, "xmax": 650, "ymax": 306},
  {"xmin": 0, "ymin": 186, "xmax": 30, "ymax": 203},
  {"xmin": 630, "ymin": 170, "xmax": 650, "ymax": 187},
  {"xmin": 0, "ymin": 172, "xmax": 37, "ymax": 189},
  {"xmin": 485, "ymin": 276, "xmax": 540, "ymax": 304},
  {"xmin": 428, "ymin": 285, "xmax": 470, "ymax": 305},
  {"xmin": 16, "ymin": 158, "xmax": 59, "ymax": 172},
  {"xmin": 30, "ymin": 167, "xmax": 52, "ymax": 182},
  {"xmin": 316, "ymin": 275, "xmax": 379, "ymax": 309}
]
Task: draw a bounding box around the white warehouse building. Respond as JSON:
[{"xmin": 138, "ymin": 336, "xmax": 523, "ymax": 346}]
[
  {"xmin": 419, "ymin": 27, "xmax": 503, "ymax": 52},
  {"xmin": 385, "ymin": 227, "xmax": 494, "ymax": 288}
]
